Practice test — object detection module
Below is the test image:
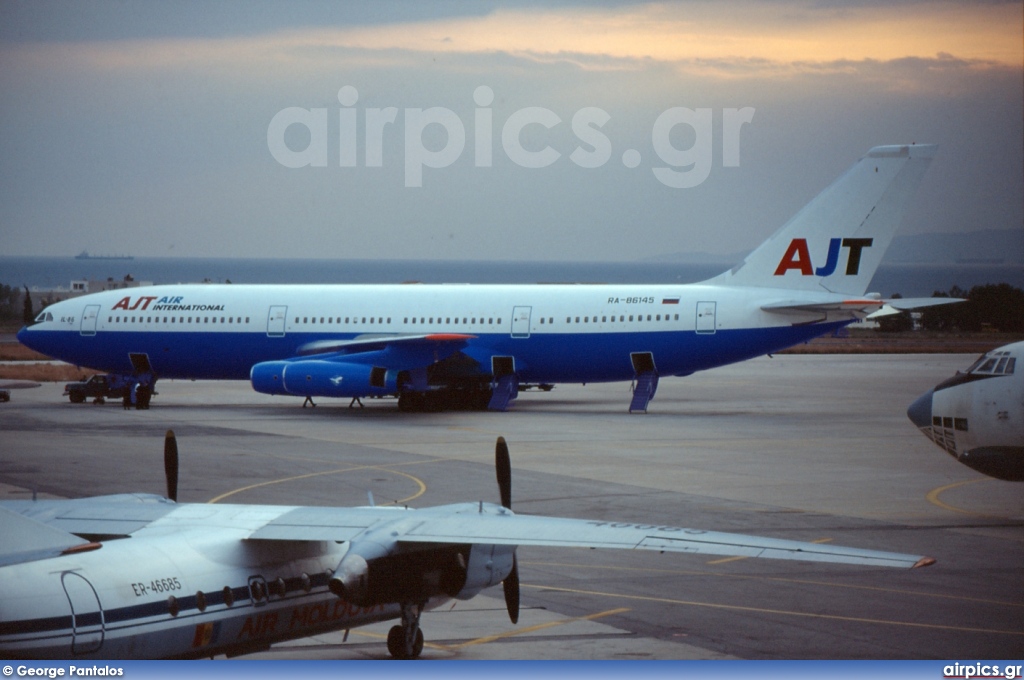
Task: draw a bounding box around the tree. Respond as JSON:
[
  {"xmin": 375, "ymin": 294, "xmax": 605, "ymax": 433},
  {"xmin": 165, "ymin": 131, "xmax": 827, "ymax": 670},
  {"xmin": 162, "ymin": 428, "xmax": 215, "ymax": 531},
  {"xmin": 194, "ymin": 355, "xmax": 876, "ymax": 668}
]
[
  {"xmin": 920, "ymin": 283, "xmax": 1024, "ymax": 332},
  {"xmin": 22, "ymin": 286, "xmax": 33, "ymax": 324}
]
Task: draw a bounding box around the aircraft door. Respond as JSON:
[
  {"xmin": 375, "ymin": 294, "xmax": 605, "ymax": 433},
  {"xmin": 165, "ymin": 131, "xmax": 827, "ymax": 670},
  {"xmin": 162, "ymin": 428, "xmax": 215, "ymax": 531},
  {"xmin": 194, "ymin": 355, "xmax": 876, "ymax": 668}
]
[
  {"xmin": 696, "ymin": 301, "xmax": 717, "ymax": 334},
  {"xmin": 511, "ymin": 306, "xmax": 532, "ymax": 338},
  {"xmin": 267, "ymin": 306, "xmax": 287, "ymax": 337},
  {"xmin": 61, "ymin": 571, "xmax": 104, "ymax": 654},
  {"xmin": 80, "ymin": 305, "xmax": 100, "ymax": 336}
]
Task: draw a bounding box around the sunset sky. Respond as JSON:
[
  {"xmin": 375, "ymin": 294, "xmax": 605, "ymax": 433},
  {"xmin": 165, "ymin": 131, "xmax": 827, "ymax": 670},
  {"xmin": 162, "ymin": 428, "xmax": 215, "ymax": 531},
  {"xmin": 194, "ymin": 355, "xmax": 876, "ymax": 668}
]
[{"xmin": 1, "ymin": 1, "xmax": 1021, "ymax": 261}]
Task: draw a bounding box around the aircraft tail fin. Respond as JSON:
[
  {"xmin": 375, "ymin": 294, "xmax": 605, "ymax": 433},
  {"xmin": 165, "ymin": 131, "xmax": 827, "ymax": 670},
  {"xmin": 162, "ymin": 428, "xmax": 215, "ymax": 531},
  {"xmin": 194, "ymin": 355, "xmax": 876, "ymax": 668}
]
[{"xmin": 706, "ymin": 144, "xmax": 936, "ymax": 296}]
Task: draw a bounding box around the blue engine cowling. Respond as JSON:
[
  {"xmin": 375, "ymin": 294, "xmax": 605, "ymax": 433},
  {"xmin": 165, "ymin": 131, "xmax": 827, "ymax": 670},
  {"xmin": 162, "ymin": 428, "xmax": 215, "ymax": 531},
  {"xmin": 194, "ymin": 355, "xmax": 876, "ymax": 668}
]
[{"xmin": 250, "ymin": 360, "xmax": 397, "ymax": 398}]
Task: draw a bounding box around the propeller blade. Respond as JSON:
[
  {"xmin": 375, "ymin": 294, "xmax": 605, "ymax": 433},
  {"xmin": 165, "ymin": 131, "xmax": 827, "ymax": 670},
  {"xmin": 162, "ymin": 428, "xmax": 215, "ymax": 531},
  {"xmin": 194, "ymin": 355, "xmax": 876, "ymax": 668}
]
[
  {"xmin": 503, "ymin": 554, "xmax": 520, "ymax": 624},
  {"xmin": 164, "ymin": 430, "xmax": 178, "ymax": 502},
  {"xmin": 495, "ymin": 436, "xmax": 511, "ymax": 509}
]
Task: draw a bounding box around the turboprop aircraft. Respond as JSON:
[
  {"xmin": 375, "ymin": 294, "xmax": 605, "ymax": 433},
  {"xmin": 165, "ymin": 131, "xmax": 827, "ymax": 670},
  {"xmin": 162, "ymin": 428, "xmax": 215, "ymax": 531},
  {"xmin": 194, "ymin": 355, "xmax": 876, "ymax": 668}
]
[
  {"xmin": 0, "ymin": 434, "xmax": 933, "ymax": 660},
  {"xmin": 18, "ymin": 144, "xmax": 957, "ymax": 412},
  {"xmin": 908, "ymin": 341, "xmax": 1024, "ymax": 481}
]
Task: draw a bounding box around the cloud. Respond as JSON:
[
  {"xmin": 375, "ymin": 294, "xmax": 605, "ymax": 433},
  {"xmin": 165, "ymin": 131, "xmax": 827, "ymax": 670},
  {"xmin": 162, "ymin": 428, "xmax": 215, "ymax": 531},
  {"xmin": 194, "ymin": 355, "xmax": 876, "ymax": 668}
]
[{"xmin": 0, "ymin": 1, "xmax": 1020, "ymax": 260}]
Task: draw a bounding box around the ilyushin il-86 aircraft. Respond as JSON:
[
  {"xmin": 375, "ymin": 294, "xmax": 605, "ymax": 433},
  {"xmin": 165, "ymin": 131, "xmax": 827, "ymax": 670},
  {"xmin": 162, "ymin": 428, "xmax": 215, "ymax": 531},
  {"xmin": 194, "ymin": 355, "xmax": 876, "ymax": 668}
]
[
  {"xmin": 908, "ymin": 341, "xmax": 1024, "ymax": 481},
  {"xmin": 18, "ymin": 144, "xmax": 957, "ymax": 412},
  {"xmin": 0, "ymin": 434, "xmax": 935, "ymax": 660}
]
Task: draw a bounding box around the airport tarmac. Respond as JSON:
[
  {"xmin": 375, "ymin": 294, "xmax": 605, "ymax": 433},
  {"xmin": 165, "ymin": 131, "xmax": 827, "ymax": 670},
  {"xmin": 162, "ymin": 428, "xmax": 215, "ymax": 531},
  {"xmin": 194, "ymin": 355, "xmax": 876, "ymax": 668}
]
[{"xmin": 1, "ymin": 353, "xmax": 1021, "ymax": 659}]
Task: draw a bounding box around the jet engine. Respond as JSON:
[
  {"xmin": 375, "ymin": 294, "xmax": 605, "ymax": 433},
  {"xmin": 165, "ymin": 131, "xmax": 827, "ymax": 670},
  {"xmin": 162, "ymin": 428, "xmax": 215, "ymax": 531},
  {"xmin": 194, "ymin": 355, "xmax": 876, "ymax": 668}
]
[{"xmin": 250, "ymin": 360, "xmax": 396, "ymax": 398}]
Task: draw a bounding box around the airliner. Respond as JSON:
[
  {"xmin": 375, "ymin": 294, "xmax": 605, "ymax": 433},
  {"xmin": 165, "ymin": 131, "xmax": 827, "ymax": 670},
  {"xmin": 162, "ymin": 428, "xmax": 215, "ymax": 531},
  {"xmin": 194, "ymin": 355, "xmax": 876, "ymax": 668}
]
[
  {"xmin": 18, "ymin": 144, "xmax": 956, "ymax": 412},
  {"xmin": 0, "ymin": 434, "xmax": 933, "ymax": 659},
  {"xmin": 908, "ymin": 341, "xmax": 1023, "ymax": 481}
]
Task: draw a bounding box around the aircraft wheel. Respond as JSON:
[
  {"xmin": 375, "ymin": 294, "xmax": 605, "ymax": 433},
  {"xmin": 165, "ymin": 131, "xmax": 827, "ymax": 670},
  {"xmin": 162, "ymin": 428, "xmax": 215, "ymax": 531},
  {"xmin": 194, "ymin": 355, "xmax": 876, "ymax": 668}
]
[
  {"xmin": 398, "ymin": 391, "xmax": 422, "ymax": 412},
  {"xmin": 386, "ymin": 624, "xmax": 424, "ymax": 659},
  {"xmin": 386, "ymin": 625, "xmax": 404, "ymax": 658}
]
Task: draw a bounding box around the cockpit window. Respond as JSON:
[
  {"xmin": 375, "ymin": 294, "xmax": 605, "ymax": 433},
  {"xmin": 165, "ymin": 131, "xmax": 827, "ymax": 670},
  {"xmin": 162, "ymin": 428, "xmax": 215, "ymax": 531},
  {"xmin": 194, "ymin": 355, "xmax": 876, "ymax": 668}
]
[
  {"xmin": 968, "ymin": 351, "xmax": 1015, "ymax": 375},
  {"xmin": 976, "ymin": 358, "xmax": 998, "ymax": 373},
  {"xmin": 33, "ymin": 311, "xmax": 54, "ymax": 323},
  {"xmin": 964, "ymin": 354, "xmax": 988, "ymax": 373}
]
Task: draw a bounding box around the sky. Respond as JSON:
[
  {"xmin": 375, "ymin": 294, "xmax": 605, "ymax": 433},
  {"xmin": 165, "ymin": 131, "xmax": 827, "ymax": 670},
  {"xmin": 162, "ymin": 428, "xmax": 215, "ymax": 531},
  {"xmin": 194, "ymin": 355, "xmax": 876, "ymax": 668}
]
[{"xmin": 1, "ymin": 1, "xmax": 1021, "ymax": 261}]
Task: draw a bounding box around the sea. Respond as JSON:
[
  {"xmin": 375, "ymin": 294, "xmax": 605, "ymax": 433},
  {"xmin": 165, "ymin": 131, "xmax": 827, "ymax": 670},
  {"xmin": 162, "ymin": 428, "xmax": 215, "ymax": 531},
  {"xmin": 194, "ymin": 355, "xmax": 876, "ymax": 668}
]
[{"xmin": 2, "ymin": 256, "xmax": 1022, "ymax": 298}]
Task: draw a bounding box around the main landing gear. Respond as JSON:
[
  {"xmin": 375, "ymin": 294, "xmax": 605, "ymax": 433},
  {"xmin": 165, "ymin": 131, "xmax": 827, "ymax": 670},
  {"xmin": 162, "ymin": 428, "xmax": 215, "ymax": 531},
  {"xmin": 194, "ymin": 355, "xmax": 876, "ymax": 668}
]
[{"xmin": 386, "ymin": 602, "xmax": 425, "ymax": 659}]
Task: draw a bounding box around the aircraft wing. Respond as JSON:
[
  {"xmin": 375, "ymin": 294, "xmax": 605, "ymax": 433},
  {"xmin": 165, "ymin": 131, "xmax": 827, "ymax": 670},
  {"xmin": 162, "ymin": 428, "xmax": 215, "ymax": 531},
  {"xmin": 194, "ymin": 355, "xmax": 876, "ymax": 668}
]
[
  {"xmin": 393, "ymin": 511, "xmax": 933, "ymax": 569},
  {"xmin": 248, "ymin": 505, "xmax": 932, "ymax": 569},
  {"xmin": 0, "ymin": 506, "xmax": 94, "ymax": 567},
  {"xmin": 1, "ymin": 495, "xmax": 176, "ymax": 541},
  {"xmin": 294, "ymin": 333, "xmax": 475, "ymax": 362}
]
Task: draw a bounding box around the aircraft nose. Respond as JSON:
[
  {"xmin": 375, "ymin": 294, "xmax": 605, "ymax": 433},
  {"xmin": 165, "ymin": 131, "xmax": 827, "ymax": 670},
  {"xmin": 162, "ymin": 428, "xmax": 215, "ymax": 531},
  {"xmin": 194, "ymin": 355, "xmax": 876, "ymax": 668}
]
[{"xmin": 907, "ymin": 389, "xmax": 934, "ymax": 429}]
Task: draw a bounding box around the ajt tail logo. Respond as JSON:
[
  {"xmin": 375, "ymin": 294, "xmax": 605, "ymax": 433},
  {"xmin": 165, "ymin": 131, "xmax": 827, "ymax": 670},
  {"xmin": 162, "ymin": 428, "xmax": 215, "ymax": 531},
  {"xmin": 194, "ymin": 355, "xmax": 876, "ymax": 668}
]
[{"xmin": 774, "ymin": 238, "xmax": 873, "ymax": 277}]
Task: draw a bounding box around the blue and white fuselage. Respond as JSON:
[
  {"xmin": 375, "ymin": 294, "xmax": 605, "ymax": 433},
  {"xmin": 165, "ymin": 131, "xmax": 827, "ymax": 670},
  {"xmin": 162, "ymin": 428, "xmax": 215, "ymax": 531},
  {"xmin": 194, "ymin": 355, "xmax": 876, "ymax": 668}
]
[{"xmin": 18, "ymin": 145, "xmax": 954, "ymax": 410}]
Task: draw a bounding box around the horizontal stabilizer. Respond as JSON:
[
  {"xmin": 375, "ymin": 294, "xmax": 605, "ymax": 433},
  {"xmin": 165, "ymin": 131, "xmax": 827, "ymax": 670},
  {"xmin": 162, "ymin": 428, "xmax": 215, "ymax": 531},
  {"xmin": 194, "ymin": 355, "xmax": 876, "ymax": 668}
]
[
  {"xmin": 763, "ymin": 295, "xmax": 964, "ymax": 320},
  {"xmin": 883, "ymin": 297, "xmax": 965, "ymax": 311}
]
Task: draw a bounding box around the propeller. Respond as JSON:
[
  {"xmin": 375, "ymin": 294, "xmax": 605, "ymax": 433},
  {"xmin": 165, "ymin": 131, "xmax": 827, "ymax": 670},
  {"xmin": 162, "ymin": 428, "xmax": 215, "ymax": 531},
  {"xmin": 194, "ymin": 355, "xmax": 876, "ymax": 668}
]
[
  {"xmin": 495, "ymin": 436, "xmax": 519, "ymax": 624},
  {"xmin": 496, "ymin": 436, "xmax": 511, "ymax": 509},
  {"xmin": 164, "ymin": 430, "xmax": 178, "ymax": 502}
]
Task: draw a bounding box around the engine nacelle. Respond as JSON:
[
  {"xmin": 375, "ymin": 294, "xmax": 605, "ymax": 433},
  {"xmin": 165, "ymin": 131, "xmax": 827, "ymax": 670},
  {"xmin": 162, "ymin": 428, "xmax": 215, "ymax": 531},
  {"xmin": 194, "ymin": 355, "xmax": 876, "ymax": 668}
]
[
  {"xmin": 250, "ymin": 360, "xmax": 396, "ymax": 398},
  {"xmin": 455, "ymin": 543, "xmax": 515, "ymax": 600},
  {"xmin": 327, "ymin": 541, "xmax": 513, "ymax": 607}
]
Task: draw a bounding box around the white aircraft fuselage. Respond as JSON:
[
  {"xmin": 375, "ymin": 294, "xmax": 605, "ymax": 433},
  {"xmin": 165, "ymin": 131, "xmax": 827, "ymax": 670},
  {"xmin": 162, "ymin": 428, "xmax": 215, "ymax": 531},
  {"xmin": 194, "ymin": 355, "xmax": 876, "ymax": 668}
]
[
  {"xmin": 18, "ymin": 145, "xmax": 949, "ymax": 410},
  {"xmin": 908, "ymin": 341, "xmax": 1024, "ymax": 481},
  {"xmin": 20, "ymin": 283, "xmax": 851, "ymax": 381}
]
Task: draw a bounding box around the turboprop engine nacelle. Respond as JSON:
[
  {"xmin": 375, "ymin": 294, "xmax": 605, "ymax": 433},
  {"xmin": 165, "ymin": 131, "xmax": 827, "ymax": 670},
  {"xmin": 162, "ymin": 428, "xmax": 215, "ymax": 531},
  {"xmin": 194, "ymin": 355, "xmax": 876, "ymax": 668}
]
[
  {"xmin": 328, "ymin": 536, "xmax": 514, "ymax": 606},
  {"xmin": 250, "ymin": 360, "xmax": 396, "ymax": 398}
]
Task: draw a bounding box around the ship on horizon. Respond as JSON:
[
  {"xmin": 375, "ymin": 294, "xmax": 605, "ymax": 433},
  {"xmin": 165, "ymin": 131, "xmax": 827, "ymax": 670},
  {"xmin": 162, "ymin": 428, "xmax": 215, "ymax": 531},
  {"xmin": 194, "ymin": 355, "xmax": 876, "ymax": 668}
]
[{"xmin": 74, "ymin": 250, "xmax": 134, "ymax": 261}]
